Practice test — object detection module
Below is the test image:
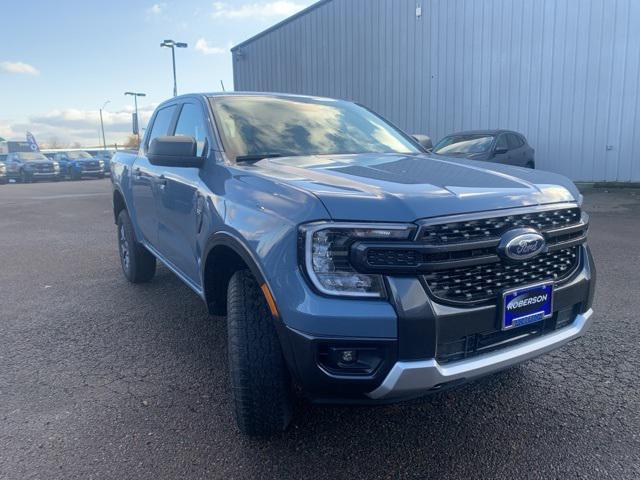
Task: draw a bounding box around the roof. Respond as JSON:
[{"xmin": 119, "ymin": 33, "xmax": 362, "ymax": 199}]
[
  {"xmin": 445, "ymin": 129, "xmax": 522, "ymax": 136},
  {"xmin": 231, "ymin": 0, "xmax": 332, "ymax": 51}
]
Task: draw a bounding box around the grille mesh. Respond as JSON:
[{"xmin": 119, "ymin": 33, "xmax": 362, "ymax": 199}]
[
  {"xmin": 421, "ymin": 207, "xmax": 582, "ymax": 245},
  {"xmin": 423, "ymin": 247, "xmax": 579, "ymax": 303}
]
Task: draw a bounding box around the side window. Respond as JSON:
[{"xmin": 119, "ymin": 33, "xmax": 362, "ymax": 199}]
[
  {"xmin": 147, "ymin": 105, "xmax": 177, "ymax": 149},
  {"xmin": 174, "ymin": 103, "xmax": 208, "ymax": 156},
  {"xmin": 495, "ymin": 134, "xmax": 509, "ymax": 151},
  {"xmin": 507, "ymin": 134, "xmax": 524, "ymax": 149}
]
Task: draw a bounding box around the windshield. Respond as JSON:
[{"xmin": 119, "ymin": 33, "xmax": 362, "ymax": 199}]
[
  {"xmin": 66, "ymin": 151, "xmax": 92, "ymax": 159},
  {"xmin": 434, "ymin": 135, "xmax": 495, "ymax": 154},
  {"xmin": 209, "ymin": 96, "xmax": 420, "ymax": 161},
  {"xmin": 17, "ymin": 152, "xmax": 48, "ymax": 161}
]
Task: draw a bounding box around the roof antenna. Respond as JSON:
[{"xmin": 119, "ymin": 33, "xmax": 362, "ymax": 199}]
[{"xmin": 220, "ymin": 80, "xmax": 226, "ymax": 92}]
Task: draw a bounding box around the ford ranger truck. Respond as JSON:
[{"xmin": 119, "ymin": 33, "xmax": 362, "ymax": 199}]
[{"xmin": 110, "ymin": 93, "xmax": 596, "ymax": 436}]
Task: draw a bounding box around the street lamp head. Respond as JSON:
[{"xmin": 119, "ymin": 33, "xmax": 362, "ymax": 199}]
[
  {"xmin": 161, "ymin": 40, "xmax": 174, "ymax": 47},
  {"xmin": 175, "ymin": 42, "xmax": 188, "ymax": 48},
  {"xmin": 124, "ymin": 92, "xmax": 146, "ymax": 97}
]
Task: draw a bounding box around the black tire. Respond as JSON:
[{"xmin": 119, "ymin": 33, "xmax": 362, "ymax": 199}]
[
  {"xmin": 71, "ymin": 170, "xmax": 81, "ymax": 181},
  {"xmin": 20, "ymin": 169, "xmax": 30, "ymax": 183},
  {"xmin": 526, "ymin": 161, "xmax": 535, "ymax": 169},
  {"xmin": 227, "ymin": 270, "xmax": 293, "ymax": 436},
  {"xmin": 116, "ymin": 210, "xmax": 156, "ymax": 283}
]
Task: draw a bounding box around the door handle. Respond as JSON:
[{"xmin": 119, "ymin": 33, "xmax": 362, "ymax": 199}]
[
  {"xmin": 157, "ymin": 175, "xmax": 167, "ymax": 188},
  {"xmin": 133, "ymin": 167, "xmax": 142, "ymax": 179}
]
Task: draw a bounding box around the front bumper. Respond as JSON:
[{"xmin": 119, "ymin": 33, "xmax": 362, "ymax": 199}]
[
  {"xmin": 279, "ymin": 244, "xmax": 595, "ymax": 403},
  {"xmin": 368, "ymin": 308, "xmax": 592, "ymax": 400}
]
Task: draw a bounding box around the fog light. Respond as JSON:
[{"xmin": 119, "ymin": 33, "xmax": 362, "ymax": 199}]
[{"xmin": 340, "ymin": 350, "xmax": 356, "ymax": 363}]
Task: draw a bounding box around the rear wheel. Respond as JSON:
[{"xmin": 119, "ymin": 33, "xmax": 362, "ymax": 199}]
[
  {"xmin": 526, "ymin": 161, "xmax": 535, "ymax": 169},
  {"xmin": 116, "ymin": 210, "xmax": 156, "ymax": 283},
  {"xmin": 227, "ymin": 270, "xmax": 293, "ymax": 436}
]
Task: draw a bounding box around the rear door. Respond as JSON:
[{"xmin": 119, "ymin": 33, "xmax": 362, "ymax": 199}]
[
  {"xmin": 131, "ymin": 104, "xmax": 177, "ymax": 246},
  {"xmin": 154, "ymin": 101, "xmax": 210, "ymax": 285}
]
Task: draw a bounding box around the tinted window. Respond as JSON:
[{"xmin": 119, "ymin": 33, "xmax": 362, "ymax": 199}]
[
  {"xmin": 147, "ymin": 105, "xmax": 177, "ymax": 148},
  {"xmin": 507, "ymin": 133, "xmax": 524, "ymax": 149},
  {"xmin": 434, "ymin": 135, "xmax": 495, "ymax": 154},
  {"xmin": 174, "ymin": 103, "xmax": 207, "ymax": 156},
  {"xmin": 209, "ymin": 96, "xmax": 419, "ymax": 161},
  {"xmin": 495, "ymin": 134, "xmax": 509, "ymax": 151}
]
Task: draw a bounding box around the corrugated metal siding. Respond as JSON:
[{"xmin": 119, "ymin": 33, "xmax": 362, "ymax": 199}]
[{"xmin": 233, "ymin": 0, "xmax": 640, "ymax": 182}]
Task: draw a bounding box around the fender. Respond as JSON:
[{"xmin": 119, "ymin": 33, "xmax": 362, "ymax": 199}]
[{"xmin": 201, "ymin": 230, "xmax": 270, "ymax": 299}]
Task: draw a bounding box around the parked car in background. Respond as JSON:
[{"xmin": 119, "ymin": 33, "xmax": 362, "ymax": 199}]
[
  {"xmin": 54, "ymin": 151, "xmax": 104, "ymax": 180},
  {"xmin": 4, "ymin": 151, "xmax": 60, "ymax": 182},
  {"xmin": 111, "ymin": 93, "xmax": 594, "ymax": 435},
  {"xmin": 86, "ymin": 150, "xmax": 114, "ymax": 175},
  {"xmin": 433, "ymin": 130, "xmax": 535, "ymax": 168},
  {"xmin": 0, "ymin": 160, "xmax": 7, "ymax": 184}
]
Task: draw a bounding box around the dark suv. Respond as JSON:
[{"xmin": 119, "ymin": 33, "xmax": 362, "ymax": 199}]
[
  {"xmin": 4, "ymin": 151, "xmax": 60, "ymax": 182},
  {"xmin": 433, "ymin": 130, "xmax": 535, "ymax": 168},
  {"xmin": 111, "ymin": 93, "xmax": 595, "ymax": 436}
]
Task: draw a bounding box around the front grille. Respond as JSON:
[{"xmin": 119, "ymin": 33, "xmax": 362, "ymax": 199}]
[
  {"xmin": 423, "ymin": 247, "xmax": 579, "ymax": 303},
  {"xmin": 420, "ymin": 207, "xmax": 582, "ymax": 245},
  {"xmin": 351, "ymin": 205, "xmax": 587, "ymax": 305}
]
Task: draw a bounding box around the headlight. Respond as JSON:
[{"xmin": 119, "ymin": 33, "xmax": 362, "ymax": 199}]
[
  {"xmin": 300, "ymin": 222, "xmax": 415, "ymax": 298},
  {"xmin": 53, "ymin": 162, "xmax": 60, "ymax": 170},
  {"xmin": 99, "ymin": 160, "xmax": 104, "ymax": 167}
]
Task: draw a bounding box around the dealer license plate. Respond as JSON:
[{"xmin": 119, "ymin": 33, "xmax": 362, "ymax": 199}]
[{"xmin": 501, "ymin": 281, "xmax": 553, "ymax": 331}]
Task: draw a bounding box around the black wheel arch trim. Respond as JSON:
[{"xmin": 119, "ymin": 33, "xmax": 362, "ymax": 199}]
[{"xmin": 201, "ymin": 231, "xmax": 268, "ymax": 294}]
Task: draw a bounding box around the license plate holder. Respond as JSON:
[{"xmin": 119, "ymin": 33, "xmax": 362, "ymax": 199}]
[{"xmin": 501, "ymin": 281, "xmax": 553, "ymax": 331}]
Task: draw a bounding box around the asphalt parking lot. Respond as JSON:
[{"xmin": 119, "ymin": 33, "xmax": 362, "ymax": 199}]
[{"xmin": 0, "ymin": 179, "xmax": 639, "ymax": 479}]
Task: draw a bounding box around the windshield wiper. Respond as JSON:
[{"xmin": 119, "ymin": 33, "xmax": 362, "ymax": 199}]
[{"xmin": 235, "ymin": 153, "xmax": 284, "ymax": 163}]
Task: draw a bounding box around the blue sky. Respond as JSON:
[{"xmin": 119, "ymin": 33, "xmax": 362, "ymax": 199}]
[{"xmin": 0, "ymin": 0, "xmax": 313, "ymax": 147}]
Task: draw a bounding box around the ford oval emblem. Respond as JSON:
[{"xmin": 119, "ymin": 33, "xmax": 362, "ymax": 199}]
[{"xmin": 498, "ymin": 228, "xmax": 546, "ymax": 261}]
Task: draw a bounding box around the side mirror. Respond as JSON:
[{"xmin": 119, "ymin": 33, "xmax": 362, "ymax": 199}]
[
  {"xmin": 494, "ymin": 147, "xmax": 509, "ymax": 155},
  {"xmin": 148, "ymin": 136, "xmax": 204, "ymax": 168},
  {"xmin": 412, "ymin": 134, "xmax": 433, "ymax": 152}
]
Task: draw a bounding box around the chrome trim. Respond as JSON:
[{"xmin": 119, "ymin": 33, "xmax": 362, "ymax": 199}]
[{"xmin": 367, "ymin": 308, "xmax": 593, "ymax": 400}]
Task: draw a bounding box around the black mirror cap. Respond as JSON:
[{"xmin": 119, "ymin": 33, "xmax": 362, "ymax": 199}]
[
  {"xmin": 148, "ymin": 135, "xmax": 204, "ymax": 168},
  {"xmin": 412, "ymin": 134, "xmax": 433, "ymax": 152}
]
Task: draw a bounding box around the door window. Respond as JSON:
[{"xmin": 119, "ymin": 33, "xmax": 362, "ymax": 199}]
[
  {"xmin": 495, "ymin": 134, "xmax": 509, "ymax": 151},
  {"xmin": 147, "ymin": 105, "xmax": 177, "ymax": 149},
  {"xmin": 174, "ymin": 103, "xmax": 208, "ymax": 156}
]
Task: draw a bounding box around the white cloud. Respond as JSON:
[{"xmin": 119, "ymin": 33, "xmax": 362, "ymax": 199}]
[
  {"xmin": 211, "ymin": 1, "xmax": 310, "ymax": 20},
  {"xmin": 148, "ymin": 3, "xmax": 166, "ymax": 14},
  {"xmin": 0, "ymin": 61, "xmax": 40, "ymax": 75},
  {"xmin": 2, "ymin": 105, "xmax": 157, "ymax": 147},
  {"xmin": 195, "ymin": 38, "xmax": 229, "ymax": 55}
]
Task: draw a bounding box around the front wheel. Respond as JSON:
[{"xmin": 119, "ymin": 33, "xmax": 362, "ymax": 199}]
[
  {"xmin": 116, "ymin": 210, "xmax": 156, "ymax": 283},
  {"xmin": 20, "ymin": 170, "xmax": 31, "ymax": 183},
  {"xmin": 227, "ymin": 270, "xmax": 293, "ymax": 436}
]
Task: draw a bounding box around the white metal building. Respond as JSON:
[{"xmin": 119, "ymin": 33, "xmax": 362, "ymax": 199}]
[{"xmin": 232, "ymin": 0, "xmax": 640, "ymax": 182}]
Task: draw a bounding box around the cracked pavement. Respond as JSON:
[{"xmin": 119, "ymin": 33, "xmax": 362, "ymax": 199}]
[{"xmin": 0, "ymin": 180, "xmax": 638, "ymax": 479}]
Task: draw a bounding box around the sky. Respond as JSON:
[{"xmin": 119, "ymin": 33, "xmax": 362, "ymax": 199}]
[{"xmin": 0, "ymin": 0, "xmax": 314, "ymax": 147}]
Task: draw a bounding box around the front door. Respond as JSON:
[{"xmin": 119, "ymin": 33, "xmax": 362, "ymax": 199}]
[
  {"xmin": 155, "ymin": 102, "xmax": 210, "ymax": 286},
  {"xmin": 130, "ymin": 104, "xmax": 177, "ymax": 246}
]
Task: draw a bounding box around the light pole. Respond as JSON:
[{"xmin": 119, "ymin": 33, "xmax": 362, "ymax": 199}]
[
  {"xmin": 124, "ymin": 92, "xmax": 146, "ymax": 147},
  {"xmin": 160, "ymin": 39, "xmax": 187, "ymax": 97},
  {"xmin": 99, "ymin": 100, "xmax": 110, "ymax": 150}
]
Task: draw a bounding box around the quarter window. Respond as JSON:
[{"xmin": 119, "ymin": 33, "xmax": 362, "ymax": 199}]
[{"xmin": 507, "ymin": 134, "xmax": 524, "ymax": 149}]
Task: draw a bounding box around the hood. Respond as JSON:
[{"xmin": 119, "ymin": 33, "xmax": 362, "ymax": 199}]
[{"xmin": 247, "ymin": 153, "xmax": 580, "ymax": 222}]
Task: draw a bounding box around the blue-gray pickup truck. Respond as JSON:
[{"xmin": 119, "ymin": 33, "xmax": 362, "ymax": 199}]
[{"xmin": 110, "ymin": 93, "xmax": 596, "ymax": 435}]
